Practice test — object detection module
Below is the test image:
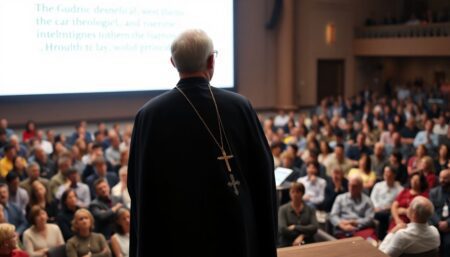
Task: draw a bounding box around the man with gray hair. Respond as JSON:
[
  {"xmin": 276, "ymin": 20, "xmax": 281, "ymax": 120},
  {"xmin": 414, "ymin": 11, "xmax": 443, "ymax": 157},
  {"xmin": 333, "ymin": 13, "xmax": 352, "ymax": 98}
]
[
  {"xmin": 129, "ymin": 29, "xmax": 277, "ymax": 257},
  {"xmin": 329, "ymin": 174, "xmax": 377, "ymax": 240},
  {"xmin": 379, "ymin": 196, "xmax": 440, "ymax": 257}
]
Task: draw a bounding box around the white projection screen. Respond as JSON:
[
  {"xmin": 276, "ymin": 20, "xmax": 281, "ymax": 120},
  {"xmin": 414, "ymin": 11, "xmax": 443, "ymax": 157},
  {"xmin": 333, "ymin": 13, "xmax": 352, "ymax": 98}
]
[{"xmin": 0, "ymin": 0, "xmax": 235, "ymax": 96}]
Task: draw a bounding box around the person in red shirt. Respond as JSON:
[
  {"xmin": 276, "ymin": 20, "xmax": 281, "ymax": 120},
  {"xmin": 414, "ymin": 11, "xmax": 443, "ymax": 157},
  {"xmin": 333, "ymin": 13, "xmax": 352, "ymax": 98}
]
[
  {"xmin": 0, "ymin": 223, "xmax": 29, "ymax": 257},
  {"xmin": 389, "ymin": 172, "xmax": 429, "ymax": 231},
  {"xmin": 22, "ymin": 120, "xmax": 37, "ymax": 144},
  {"xmin": 418, "ymin": 156, "xmax": 438, "ymax": 189}
]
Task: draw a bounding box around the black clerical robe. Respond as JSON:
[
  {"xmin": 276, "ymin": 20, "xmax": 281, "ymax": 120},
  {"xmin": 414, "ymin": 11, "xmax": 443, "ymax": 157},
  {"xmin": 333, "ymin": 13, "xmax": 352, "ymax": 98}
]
[{"xmin": 128, "ymin": 77, "xmax": 277, "ymax": 257}]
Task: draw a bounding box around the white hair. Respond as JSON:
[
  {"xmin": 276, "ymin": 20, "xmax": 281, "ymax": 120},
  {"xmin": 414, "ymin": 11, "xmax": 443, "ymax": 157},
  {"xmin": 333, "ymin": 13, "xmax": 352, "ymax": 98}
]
[
  {"xmin": 170, "ymin": 29, "xmax": 214, "ymax": 73},
  {"xmin": 409, "ymin": 196, "xmax": 434, "ymax": 223}
]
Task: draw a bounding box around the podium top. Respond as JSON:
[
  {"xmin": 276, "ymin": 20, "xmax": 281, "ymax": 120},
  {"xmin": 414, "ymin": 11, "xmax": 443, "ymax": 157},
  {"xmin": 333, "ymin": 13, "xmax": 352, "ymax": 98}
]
[{"xmin": 277, "ymin": 237, "xmax": 388, "ymax": 257}]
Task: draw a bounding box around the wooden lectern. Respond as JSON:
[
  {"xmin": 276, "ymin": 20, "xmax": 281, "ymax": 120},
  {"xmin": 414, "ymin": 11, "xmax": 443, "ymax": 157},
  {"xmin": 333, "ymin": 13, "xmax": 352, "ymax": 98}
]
[{"xmin": 277, "ymin": 237, "xmax": 388, "ymax": 257}]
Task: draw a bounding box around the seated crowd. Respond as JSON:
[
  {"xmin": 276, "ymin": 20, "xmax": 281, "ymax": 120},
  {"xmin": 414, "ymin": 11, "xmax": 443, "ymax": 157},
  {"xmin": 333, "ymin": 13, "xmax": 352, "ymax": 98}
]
[
  {"xmin": 0, "ymin": 85, "xmax": 448, "ymax": 257},
  {"xmin": 269, "ymin": 86, "xmax": 449, "ymax": 256},
  {"xmin": 0, "ymin": 120, "xmax": 131, "ymax": 257}
]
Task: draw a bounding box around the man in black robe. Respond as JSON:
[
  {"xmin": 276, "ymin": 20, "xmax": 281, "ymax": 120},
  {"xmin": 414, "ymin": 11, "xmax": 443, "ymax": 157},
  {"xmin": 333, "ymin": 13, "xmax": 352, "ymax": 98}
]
[{"xmin": 128, "ymin": 29, "xmax": 277, "ymax": 257}]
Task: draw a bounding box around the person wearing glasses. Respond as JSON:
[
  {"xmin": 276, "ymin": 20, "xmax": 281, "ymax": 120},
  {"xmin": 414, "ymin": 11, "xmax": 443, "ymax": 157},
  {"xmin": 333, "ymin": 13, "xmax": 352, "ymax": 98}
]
[{"xmin": 129, "ymin": 29, "xmax": 277, "ymax": 257}]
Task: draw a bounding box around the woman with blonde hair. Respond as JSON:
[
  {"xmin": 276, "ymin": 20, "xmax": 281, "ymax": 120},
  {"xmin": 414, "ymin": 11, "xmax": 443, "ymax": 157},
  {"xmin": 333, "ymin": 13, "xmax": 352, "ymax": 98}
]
[
  {"xmin": 0, "ymin": 223, "xmax": 28, "ymax": 257},
  {"xmin": 66, "ymin": 209, "xmax": 111, "ymax": 257},
  {"xmin": 418, "ymin": 156, "xmax": 437, "ymax": 189}
]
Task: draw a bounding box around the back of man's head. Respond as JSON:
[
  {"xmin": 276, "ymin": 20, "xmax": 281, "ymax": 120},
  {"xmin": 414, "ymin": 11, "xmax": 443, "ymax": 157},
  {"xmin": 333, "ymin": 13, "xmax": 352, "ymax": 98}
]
[
  {"xmin": 408, "ymin": 196, "xmax": 434, "ymax": 223},
  {"xmin": 171, "ymin": 29, "xmax": 213, "ymax": 73}
]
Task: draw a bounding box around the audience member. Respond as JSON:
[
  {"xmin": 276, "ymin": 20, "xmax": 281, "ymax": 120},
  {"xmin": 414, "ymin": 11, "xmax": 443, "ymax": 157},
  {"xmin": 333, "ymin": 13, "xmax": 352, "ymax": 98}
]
[
  {"xmin": 324, "ymin": 143, "xmax": 354, "ymax": 177},
  {"xmin": 23, "ymin": 206, "xmax": 64, "ymax": 257},
  {"xmin": 33, "ymin": 130, "xmax": 52, "ymax": 156},
  {"xmin": 271, "ymin": 142, "xmax": 283, "ymax": 168},
  {"xmin": 318, "ymin": 141, "xmax": 333, "ymax": 165},
  {"xmin": 418, "ymin": 156, "xmax": 438, "ymax": 189},
  {"xmin": 68, "ymin": 124, "xmax": 92, "ymax": 147},
  {"xmin": 379, "ymin": 196, "xmax": 440, "ymax": 257},
  {"xmin": 274, "ymin": 110, "xmax": 290, "ymax": 129},
  {"xmin": 400, "ymin": 117, "xmax": 419, "ymax": 153},
  {"xmin": 298, "ymin": 150, "xmax": 327, "ymax": 179},
  {"xmin": 0, "ymin": 183, "xmax": 28, "ymax": 235},
  {"xmin": 346, "ymin": 133, "xmax": 373, "ymax": 161},
  {"xmin": 371, "ymin": 166, "xmax": 403, "ymax": 239},
  {"xmin": 27, "ymin": 180, "xmax": 57, "ymax": 223},
  {"xmin": 8, "ymin": 136, "xmax": 27, "ymax": 158},
  {"xmin": 329, "ymin": 174, "xmax": 377, "ymax": 240},
  {"xmin": 93, "ymin": 131, "xmax": 109, "ymax": 151},
  {"xmin": 48, "ymin": 156, "xmax": 72, "ymax": 200},
  {"xmin": 0, "ymin": 119, "xmax": 14, "ymax": 139},
  {"xmin": 56, "ymin": 189, "xmax": 79, "ymax": 241},
  {"xmin": 379, "ymin": 122, "xmax": 396, "ymax": 148},
  {"xmin": 70, "ymin": 145, "xmax": 86, "ymax": 177},
  {"xmin": 323, "ymin": 167, "xmax": 348, "ymax": 212},
  {"xmin": 10, "ymin": 157, "xmax": 27, "ymax": 181},
  {"xmin": 66, "ymin": 209, "xmax": 111, "ymax": 257},
  {"xmin": 111, "ymin": 166, "xmax": 131, "ymax": 209},
  {"xmin": 414, "ymin": 120, "xmax": 439, "ymax": 154},
  {"xmin": 19, "ymin": 163, "xmax": 50, "ymax": 201},
  {"xmin": 5, "ymin": 172, "xmax": 28, "ymax": 215},
  {"xmin": 89, "ymin": 179, "xmax": 123, "ymax": 239},
  {"xmin": 0, "ymin": 144, "xmax": 17, "ymax": 179},
  {"xmin": 388, "ymin": 151, "xmax": 408, "ymax": 186},
  {"xmin": 55, "ymin": 168, "xmax": 90, "ymax": 208},
  {"xmin": 0, "ymin": 223, "xmax": 29, "ymax": 257},
  {"xmin": 435, "ymin": 144, "xmax": 449, "ymax": 175},
  {"xmin": 389, "ymin": 172, "xmax": 429, "ymax": 231},
  {"xmin": 110, "ymin": 208, "xmax": 130, "ymax": 257},
  {"xmin": 22, "ymin": 121, "xmax": 37, "ymax": 145},
  {"xmin": 29, "ymin": 146, "xmax": 55, "ymax": 179},
  {"xmin": 81, "ymin": 143, "xmax": 105, "ymax": 181},
  {"xmin": 105, "ymin": 132, "xmax": 121, "ymax": 170},
  {"xmin": 348, "ymin": 154, "xmax": 377, "ymax": 192},
  {"xmin": 278, "ymin": 182, "xmax": 318, "ymax": 247},
  {"xmin": 370, "ymin": 142, "xmax": 388, "ymax": 179},
  {"xmin": 429, "ymin": 169, "xmax": 450, "ymax": 256},
  {"xmin": 433, "ymin": 115, "xmax": 448, "ymax": 136},
  {"xmin": 298, "ymin": 162, "xmax": 327, "ymax": 208},
  {"xmin": 407, "ymin": 144, "xmax": 427, "ymax": 175},
  {"xmin": 86, "ymin": 157, "xmax": 118, "ymax": 199}
]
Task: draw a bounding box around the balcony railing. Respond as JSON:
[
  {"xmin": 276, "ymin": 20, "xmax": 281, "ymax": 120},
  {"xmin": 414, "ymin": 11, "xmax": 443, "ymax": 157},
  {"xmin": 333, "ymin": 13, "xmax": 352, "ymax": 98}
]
[{"xmin": 355, "ymin": 22, "xmax": 450, "ymax": 39}]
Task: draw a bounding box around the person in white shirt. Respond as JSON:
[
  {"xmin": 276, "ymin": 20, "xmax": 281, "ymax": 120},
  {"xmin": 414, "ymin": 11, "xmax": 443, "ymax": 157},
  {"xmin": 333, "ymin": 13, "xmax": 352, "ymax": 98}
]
[
  {"xmin": 379, "ymin": 196, "xmax": 440, "ymax": 257},
  {"xmin": 298, "ymin": 161, "xmax": 326, "ymax": 208},
  {"xmin": 112, "ymin": 166, "xmax": 131, "ymax": 209},
  {"xmin": 433, "ymin": 115, "xmax": 449, "ymax": 136},
  {"xmin": 273, "ymin": 110, "xmax": 289, "ymax": 128},
  {"xmin": 370, "ymin": 166, "xmax": 403, "ymax": 239},
  {"xmin": 55, "ymin": 168, "xmax": 90, "ymax": 208}
]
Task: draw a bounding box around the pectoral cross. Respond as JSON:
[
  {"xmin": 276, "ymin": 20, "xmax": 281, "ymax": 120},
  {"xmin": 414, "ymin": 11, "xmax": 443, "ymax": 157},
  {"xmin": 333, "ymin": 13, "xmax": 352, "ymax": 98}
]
[
  {"xmin": 217, "ymin": 149, "xmax": 234, "ymax": 172},
  {"xmin": 227, "ymin": 173, "xmax": 240, "ymax": 196}
]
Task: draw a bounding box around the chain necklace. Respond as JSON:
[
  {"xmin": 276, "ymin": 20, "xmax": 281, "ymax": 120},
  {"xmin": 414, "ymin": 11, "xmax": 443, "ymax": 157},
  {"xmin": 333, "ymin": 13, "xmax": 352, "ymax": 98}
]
[{"xmin": 175, "ymin": 83, "xmax": 240, "ymax": 196}]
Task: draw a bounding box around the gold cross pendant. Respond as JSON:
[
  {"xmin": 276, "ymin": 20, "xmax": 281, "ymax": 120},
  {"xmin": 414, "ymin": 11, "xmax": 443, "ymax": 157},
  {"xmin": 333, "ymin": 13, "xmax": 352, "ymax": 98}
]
[{"xmin": 217, "ymin": 149, "xmax": 234, "ymax": 172}]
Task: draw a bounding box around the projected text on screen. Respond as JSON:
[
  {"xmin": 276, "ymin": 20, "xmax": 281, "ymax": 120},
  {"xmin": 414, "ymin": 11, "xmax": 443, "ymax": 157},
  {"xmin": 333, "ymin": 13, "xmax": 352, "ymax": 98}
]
[{"xmin": 0, "ymin": 0, "xmax": 234, "ymax": 96}]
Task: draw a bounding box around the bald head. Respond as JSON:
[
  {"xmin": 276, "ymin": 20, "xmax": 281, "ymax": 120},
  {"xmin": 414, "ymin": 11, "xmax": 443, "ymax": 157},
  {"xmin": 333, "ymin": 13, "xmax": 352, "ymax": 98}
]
[
  {"xmin": 408, "ymin": 196, "xmax": 434, "ymax": 223},
  {"xmin": 170, "ymin": 29, "xmax": 214, "ymax": 74},
  {"xmin": 440, "ymin": 169, "xmax": 450, "ymax": 189}
]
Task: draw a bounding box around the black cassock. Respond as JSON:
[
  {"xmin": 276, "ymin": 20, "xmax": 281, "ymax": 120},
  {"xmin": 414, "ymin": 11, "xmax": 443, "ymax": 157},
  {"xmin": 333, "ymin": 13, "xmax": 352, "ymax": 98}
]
[{"xmin": 128, "ymin": 77, "xmax": 277, "ymax": 257}]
